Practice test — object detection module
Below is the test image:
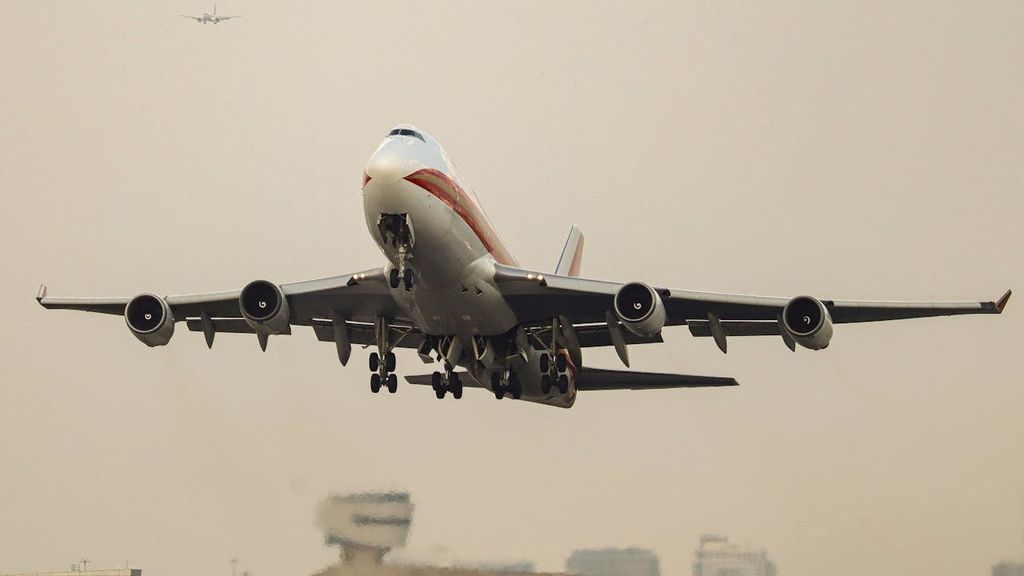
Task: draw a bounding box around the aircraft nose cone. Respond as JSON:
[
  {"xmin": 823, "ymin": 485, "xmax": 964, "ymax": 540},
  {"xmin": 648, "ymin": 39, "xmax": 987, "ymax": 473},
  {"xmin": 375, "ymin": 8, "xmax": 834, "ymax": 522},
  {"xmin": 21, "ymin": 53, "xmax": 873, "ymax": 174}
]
[{"xmin": 365, "ymin": 148, "xmax": 413, "ymax": 185}]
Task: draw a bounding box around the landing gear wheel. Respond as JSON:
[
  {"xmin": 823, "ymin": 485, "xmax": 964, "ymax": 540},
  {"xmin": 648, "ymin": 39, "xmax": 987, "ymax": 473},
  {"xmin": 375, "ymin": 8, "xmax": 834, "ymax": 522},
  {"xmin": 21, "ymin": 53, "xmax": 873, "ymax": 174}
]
[
  {"xmin": 389, "ymin": 268, "xmax": 400, "ymax": 289},
  {"xmin": 555, "ymin": 353, "xmax": 568, "ymax": 372},
  {"xmin": 403, "ymin": 272, "xmax": 414, "ymax": 290},
  {"xmin": 541, "ymin": 374, "xmax": 552, "ymax": 395},
  {"xmin": 385, "ymin": 352, "xmax": 396, "ymax": 372},
  {"xmin": 435, "ymin": 386, "xmax": 446, "ymax": 399},
  {"xmin": 370, "ymin": 373, "xmax": 382, "ymax": 393},
  {"xmin": 369, "ymin": 352, "xmax": 380, "ymax": 372},
  {"xmin": 539, "ymin": 353, "xmax": 551, "ymax": 374},
  {"xmin": 387, "ymin": 373, "xmax": 398, "ymax": 393},
  {"xmin": 490, "ymin": 372, "xmax": 504, "ymax": 400},
  {"xmin": 449, "ymin": 372, "xmax": 462, "ymax": 399},
  {"xmin": 558, "ymin": 374, "xmax": 569, "ymax": 395},
  {"xmin": 508, "ymin": 372, "xmax": 522, "ymax": 400}
]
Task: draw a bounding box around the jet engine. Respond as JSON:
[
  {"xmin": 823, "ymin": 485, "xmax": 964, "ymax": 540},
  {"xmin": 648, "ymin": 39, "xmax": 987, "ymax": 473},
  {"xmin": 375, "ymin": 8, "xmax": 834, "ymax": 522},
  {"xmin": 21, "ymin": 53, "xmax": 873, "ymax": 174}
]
[
  {"xmin": 782, "ymin": 295, "xmax": 833, "ymax": 350},
  {"xmin": 613, "ymin": 282, "xmax": 666, "ymax": 338},
  {"xmin": 124, "ymin": 293, "xmax": 174, "ymax": 347},
  {"xmin": 239, "ymin": 280, "xmax": 290, "ymax": 334}
]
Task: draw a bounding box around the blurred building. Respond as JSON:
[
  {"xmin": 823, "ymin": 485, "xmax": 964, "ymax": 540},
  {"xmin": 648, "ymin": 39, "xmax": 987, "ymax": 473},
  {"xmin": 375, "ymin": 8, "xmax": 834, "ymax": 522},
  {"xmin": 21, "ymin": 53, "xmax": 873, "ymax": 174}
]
[
  {"xmin": 566, "ymin": 548, "xmax": 660, "ymax": 576},
  {"xmin": 1, "ymin": 565, "xmax": 140, "ymax": 569},
  {"xmin": 312, "ymin": 492, "xmax": 566, "ymax": 576},
  {"xmin": 692, "ymin": 535, "xmax": 775, "ymax": 576},
  {"xmin": 992, "ymin": 562, "xmax": 1024, "ymax": 576}
]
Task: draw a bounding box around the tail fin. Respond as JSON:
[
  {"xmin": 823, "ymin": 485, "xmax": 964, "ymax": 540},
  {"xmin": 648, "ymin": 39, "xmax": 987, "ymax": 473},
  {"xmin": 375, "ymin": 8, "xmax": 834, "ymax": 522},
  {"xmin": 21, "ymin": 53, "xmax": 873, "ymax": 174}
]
[{"xmin": 554, "ymin": 225, "xmax": 585, "ymax": 277}]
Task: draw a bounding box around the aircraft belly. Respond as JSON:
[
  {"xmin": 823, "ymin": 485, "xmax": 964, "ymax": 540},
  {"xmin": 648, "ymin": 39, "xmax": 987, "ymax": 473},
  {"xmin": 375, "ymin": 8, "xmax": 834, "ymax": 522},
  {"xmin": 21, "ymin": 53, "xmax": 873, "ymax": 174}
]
[{"xmin": 364, "ymin": 180, "xmax": 517, "ymax": 337}]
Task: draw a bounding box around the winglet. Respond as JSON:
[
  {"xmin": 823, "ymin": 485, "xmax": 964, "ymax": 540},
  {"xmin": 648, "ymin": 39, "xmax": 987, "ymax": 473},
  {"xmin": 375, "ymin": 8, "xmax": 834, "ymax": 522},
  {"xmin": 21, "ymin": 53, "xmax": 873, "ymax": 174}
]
[
  {"xmin": 995, "ymin": 289, "xmax": 1012, "ymax": 313},
  {"xmin": 36, "ymin": 284, "xmax": 47, "ymax": 303}
]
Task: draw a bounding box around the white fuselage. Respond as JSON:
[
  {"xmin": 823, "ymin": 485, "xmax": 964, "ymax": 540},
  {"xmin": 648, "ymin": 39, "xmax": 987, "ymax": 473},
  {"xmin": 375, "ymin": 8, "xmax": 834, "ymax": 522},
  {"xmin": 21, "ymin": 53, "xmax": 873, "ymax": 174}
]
[
  {"xmin": 361, "ymin": 126, "xmax": 519, "ymax": 339},
  {"xmin": 361, "ymin": 125, "xmax": 576, "ymax": 407}
]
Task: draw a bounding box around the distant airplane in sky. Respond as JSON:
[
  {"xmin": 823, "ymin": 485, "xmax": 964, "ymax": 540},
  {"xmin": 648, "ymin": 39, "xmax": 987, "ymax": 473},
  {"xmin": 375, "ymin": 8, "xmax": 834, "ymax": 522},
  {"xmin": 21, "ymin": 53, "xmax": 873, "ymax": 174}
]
[
  {"xmin": 37, "ymin": 125, "xmax": 1012, "ymax": 408},
  {"xmin": 180, "ymin": 4, "xmax": 240, "ymax": 24}
]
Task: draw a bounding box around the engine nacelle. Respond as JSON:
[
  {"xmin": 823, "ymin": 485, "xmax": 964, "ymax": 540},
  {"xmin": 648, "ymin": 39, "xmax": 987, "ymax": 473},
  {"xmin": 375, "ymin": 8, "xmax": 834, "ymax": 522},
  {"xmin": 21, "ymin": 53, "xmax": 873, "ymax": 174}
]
[
  {"xmin": 613, "ymin": 282, "xmax": 666, "ymax": 338},
  {"xmin": 124, "ymin": 293, "xmax": 174, "ymax": 347},
  {"xmin": 782, "ymin": 295, "xmax": 834, "ymax": 350},
  {"xmin": 239, "ymin": 280, "xmax": 290, "ymax": 334}
]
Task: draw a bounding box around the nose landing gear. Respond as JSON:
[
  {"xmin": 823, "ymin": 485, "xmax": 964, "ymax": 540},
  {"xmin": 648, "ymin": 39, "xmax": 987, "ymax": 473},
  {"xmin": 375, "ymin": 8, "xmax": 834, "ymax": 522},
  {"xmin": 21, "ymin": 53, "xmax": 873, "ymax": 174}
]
[{"xmin": 378, "ymin": 213, "xmax": 416, "ymax": 291}]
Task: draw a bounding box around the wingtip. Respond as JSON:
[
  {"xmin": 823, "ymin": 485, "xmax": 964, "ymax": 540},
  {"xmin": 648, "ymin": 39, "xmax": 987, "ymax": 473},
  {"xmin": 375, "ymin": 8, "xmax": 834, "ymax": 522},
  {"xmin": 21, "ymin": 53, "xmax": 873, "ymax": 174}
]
[
  {"xmin": 995, "ymin": 289, "xmax": 1012, "ymax": 313},
  {"xmin": 36, "ymin": 284, "xmax": 47, "ymax": 303}
]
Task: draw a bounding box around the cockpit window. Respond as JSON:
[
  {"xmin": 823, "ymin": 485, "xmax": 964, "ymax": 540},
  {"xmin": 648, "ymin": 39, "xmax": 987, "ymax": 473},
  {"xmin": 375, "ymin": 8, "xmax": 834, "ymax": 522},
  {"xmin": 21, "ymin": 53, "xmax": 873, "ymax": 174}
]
[{"xmin": 388, "ymin": 128, "xmax": 425, "ymax": 142}]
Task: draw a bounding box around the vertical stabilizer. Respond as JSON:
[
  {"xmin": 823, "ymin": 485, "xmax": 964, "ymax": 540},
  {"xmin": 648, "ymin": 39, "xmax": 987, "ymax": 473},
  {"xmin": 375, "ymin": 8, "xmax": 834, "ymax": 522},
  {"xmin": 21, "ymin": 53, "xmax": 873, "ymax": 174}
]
[{"xmin": 555, "ymin": 225, "xmax": 585, "ymax": 277}]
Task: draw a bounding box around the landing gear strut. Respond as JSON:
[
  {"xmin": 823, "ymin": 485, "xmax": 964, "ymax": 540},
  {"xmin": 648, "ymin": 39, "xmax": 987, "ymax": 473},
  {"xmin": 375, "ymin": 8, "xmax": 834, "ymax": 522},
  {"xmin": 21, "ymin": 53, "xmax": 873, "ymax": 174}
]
[{"xmin": 369, "ymin": 317, "xmax": 401, "ymax": 394}]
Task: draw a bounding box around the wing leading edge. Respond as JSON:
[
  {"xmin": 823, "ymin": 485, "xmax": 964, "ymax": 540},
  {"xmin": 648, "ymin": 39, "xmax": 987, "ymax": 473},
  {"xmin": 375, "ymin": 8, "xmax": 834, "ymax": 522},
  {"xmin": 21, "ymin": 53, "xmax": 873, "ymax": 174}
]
[{"xmin": 493, "ymin": 264, "xmax": 1010, "ymax": 329}]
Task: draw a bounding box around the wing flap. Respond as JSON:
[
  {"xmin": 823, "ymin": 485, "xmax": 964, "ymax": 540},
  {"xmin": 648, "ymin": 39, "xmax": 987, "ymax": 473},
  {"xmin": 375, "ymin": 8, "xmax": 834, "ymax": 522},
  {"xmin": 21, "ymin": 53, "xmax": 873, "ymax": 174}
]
[{"xmin": 687, "ymin": 320, "xmax": 780, "ymax": 338}]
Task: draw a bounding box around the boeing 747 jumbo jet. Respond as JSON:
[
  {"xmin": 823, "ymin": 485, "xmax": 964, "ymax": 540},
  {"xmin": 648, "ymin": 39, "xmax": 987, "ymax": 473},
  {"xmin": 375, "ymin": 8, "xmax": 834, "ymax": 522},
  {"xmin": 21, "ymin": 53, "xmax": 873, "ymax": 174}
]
[{"xmin": 37, "ymin": 125, "xmax": 1012, "ymax": 408}]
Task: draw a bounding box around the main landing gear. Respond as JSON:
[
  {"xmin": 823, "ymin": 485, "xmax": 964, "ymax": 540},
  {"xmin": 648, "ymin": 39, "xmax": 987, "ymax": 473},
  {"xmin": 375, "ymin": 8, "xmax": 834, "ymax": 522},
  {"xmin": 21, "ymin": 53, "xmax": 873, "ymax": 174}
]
[
  {"xmin": 369, "ymin": 351, "xmax": 398, "ymax": 394},
  {"xmin": 490, "ymin": 370, "xmax": 522, "ymax": 400},
  {"xmin": 370, "ymin": 317, "xmax": 407, "ymax": 394},
  {"xmin": 431, "ymin": 365, "xmax": 463, "ymax": 400},
  {"xmin": 539, "ymin": 351, "xmax": 571, "ymax": 395}
]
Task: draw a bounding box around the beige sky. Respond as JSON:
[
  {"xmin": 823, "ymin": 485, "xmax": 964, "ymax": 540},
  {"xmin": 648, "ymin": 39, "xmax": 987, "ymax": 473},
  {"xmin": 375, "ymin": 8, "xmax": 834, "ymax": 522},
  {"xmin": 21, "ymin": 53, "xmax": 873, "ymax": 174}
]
[{"xmin": 1, "ymin": 2, "xmax": 1022, "ymax": 576}]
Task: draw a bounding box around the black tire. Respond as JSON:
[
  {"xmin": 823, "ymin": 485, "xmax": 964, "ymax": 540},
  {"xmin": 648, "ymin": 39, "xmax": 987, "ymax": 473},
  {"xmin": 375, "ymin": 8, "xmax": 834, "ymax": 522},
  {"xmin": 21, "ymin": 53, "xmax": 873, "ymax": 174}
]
[
  {"xmin": 449, "ymin": 372, "xmax": 461, "ymax": 391},
  {"xmin": 435, "ymin": 386, "xmax": 446, "ymax": 399},
  {"xmin": 558, "ymin": 374, "xmax": 569, "ymax": 394},
  {"xmin": 539, "ymin": 353, "xmax": 550, "ymax": 374},
  {"xmin": 389, "ymin": 268, "xmax": 400, "ymax": 289},
  {"xmin": 385, "ymin": 352, "xmax": 396, "ymax": 372},
  {"xmin": 555, "ymin": 353, "xmax": 568, "ymax": 372},
  {"xmin": 370, "ymin": 373, "xmax": 382, "ymax": 393},
  {"xmin": 403, "ymin": 272, "xmax": 414, "ymax": 290},
  {"xmin": 509, "ymin": 372, "xmax": 522, "ymax": 400},
  {"xmin": 431, "ymin": 371, "xmax": 443, "ymax": 389},
  {"xmin": 369, "ymin": 352, "xmax": 380, "ymax": 372},
  {"xmin": 540, "ymin": 374, "xmax": 552, "ymax": 395},
  {"xmin": 493, "ymin": 384, "xmax": 505, "ymax": 400},
  {"xmin": 387, "ymin": 373, "xmax": 398, "ymax": 393},
  {"xmin": 452, "ymin": 386, "xmax": 463, "ymax": 399}
]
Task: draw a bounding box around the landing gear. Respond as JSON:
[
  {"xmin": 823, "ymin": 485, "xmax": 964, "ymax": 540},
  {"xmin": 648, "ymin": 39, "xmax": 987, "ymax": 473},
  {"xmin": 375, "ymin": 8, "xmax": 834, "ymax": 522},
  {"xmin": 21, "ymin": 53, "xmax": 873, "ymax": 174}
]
[
  {"xmin": 370, "ymin": 318, "xmax": 400, "ymax": 395},
  {"xmin": 379, "ymin": 213, "xmax": 416, "ymax": 291},
  {"xmin": 432, "ymin": 366, "xmax": 462, "ymax": 400},
  {"xmin": 490, "ymin": 369, "xmax": 522, "ymax": 400},
  {"xmin": 539, "ymin": 351, "xmax": 572, "ymax": 396}
]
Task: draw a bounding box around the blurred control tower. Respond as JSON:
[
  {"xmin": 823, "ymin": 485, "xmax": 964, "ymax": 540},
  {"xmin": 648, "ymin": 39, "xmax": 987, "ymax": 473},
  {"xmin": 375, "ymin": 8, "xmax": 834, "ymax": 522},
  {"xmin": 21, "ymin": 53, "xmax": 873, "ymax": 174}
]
[{"xmin": 316, "ymin": 492, "xmax": 415, "ymax": 568}]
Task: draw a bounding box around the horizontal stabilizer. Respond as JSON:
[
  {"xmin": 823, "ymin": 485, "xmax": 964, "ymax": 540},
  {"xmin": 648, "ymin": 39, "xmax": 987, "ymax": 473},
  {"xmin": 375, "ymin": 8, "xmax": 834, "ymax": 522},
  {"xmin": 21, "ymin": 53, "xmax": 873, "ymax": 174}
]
[
  {"xmin": 405, "ymin": 368, "xmax": 737, "ymax": 391},
  {"xmin": 574, "ymin": 367, "xmax": 738, "ymax": 390}
]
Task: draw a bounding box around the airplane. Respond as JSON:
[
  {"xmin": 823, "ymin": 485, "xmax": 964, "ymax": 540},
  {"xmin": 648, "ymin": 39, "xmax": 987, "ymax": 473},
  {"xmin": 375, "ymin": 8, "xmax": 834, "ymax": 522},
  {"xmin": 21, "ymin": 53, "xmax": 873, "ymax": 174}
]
[
  {"xmin": 37, "ymin": 124, "xmax": 1012, "ymax": 408},
  {"xmin": 180, "ymin": 4, "xmax": 240, "ymax": 24}
]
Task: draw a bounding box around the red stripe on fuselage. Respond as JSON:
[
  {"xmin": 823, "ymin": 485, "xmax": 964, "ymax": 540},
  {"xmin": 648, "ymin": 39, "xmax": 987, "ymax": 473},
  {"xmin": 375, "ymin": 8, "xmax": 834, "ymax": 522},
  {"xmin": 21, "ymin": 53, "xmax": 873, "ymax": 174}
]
[{"xmin": 404, "ymin": 168, "xmax": 518, "ymax": 266}]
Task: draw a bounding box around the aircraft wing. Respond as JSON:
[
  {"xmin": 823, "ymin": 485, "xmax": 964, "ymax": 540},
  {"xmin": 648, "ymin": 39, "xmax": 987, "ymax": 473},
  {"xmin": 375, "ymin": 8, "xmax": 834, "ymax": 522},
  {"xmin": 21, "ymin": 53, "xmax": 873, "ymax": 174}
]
[
  {"xmin": 179, "ymin": 15, "xmax": 202, "ymax": 21},
  {"xmin": 37, "ymin": 268, "xmax": 411, "ymax": 350},
  {"xmin": 493, "ymin": 264, "xmax": 1011, "ymax": 346}
]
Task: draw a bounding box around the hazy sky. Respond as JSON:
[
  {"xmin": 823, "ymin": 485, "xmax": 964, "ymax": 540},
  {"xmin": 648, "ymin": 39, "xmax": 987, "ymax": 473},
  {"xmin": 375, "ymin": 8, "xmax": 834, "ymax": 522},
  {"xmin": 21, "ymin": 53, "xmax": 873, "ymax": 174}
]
[{"xmin": 1, "ymin": 2, "xmax": 1021, "ymax": 576}]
